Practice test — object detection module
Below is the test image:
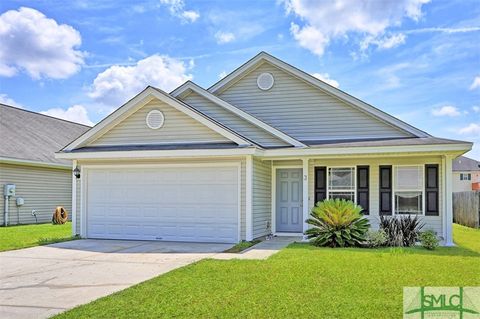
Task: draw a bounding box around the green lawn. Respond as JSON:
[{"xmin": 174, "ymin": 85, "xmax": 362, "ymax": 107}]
[
  {"xmin": 223, "ymin": 239, "xmax": 261, "ymax": 253},
  {"xmin": 453, "ymin": 223, "xmax": 480, "ymax": 253},
  {"xmin": 55, "ymin": 225, "xmax": 480, "ymax": 319},
  {"xmin": 0, "ymin": 222, "xmax": 74, "ymax": 251}
]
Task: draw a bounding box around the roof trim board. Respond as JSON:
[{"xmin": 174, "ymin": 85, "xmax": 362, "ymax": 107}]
[
  {"xmin": 0, "ymin": 157, "xmax": 71, "ymax": 169},
  {"xmin": 207, "ymin": 52, "xmax": 430, "ymax": 138},
  {"xmin": 63, "ymin": 86, "xmax": 254, "ymax": 151},
  {"xmin": 56, "ymin": 140, "xmax": 471, "ymax": 160},
  {"xmin": 171, "ymin": 81, "xmax": 306, "ymax": 147}
]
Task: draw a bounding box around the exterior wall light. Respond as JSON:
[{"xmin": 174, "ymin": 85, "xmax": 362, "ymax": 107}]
[{"xmin": 73, "ymin": 166, "xmax": 81, "ymax": 179}]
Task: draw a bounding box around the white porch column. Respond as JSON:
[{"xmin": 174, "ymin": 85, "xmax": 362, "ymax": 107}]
[
  {"xmin": 71, "ymin": 160, "xmax": 77, "ymax": 237},
  {"xmin": 443, "ymin": 155, "xmax": 454, "ymax": 246},
  {"xmin": 302, "ymin": 158, "xmax": 309, "ymax": 236},
  {"xmin": 245, "ymin": 155, "xmax": 253, "ymax": 241}
]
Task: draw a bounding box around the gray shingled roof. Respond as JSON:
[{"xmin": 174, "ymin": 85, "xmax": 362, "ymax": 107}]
[
  {"xmin": 0, "ymin": 104, "xmax": 91, "ymax": 165},
  {"xmin": 305, "ymin": 137, "xmax": 471, "ymax": 148},
  {"xmin": 453, "ymin": 156, "xmax": 480, "ymax": 171}
]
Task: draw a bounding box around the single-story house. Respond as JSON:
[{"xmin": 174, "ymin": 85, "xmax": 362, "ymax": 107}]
[
  {"xmin": 452, "ymin": 156, "xmax": 480, "ymax": 192},
  {"xmin": 56, "ymin": 52, "xmax": 472, "ymax": 245},
  {"xmin": 0, "ymin": 104, "xmax": 90, "ymax": 225}
]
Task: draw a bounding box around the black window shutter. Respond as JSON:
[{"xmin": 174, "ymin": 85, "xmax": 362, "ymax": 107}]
[
  {"xmin": 425, "ymin": 164, "xmax": 439, "ymax": 216},
  {"xmin": 314, "ymin": 167, "xmax": 327, "ymax": 204},
  {"xmin": 357, "ymin": 166, "xmax": 369, "ymax": 214},
  {"xmin": 379, "ymin": 165, "xmax": 392, "ymax": 215}
]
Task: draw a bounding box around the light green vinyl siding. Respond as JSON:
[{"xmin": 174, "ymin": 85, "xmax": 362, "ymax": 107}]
[
  {"xmin": 218, "ymin": 62, "xmax": 412, "ymax": 141},
  {"xmin": 89, "ymin": 98, "xmax": 230, "ymax": 146},
  {"xmin": 180, "ymin": 91, "xmax": 288, "ymax": 147},
  {"xmin": 307, "ymin": 156, "xmax": 443, "ymax": 237},
  {"xmin": 0, "ymin": 163, "xmax": 72, "ymax": 225},
  {"xmin": 252, "ymin": 158, "xmax": 272, "ymax": 238}
]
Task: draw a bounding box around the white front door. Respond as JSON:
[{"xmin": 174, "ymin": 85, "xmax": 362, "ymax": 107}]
[{"xmin": 85, "ymin": 165, "xmax": 239, "ymax": 243}]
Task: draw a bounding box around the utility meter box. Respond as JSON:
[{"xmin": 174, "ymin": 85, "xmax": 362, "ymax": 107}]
[
  {"xmin": 4, "ymin": 184, "xmax": 15, "ymax": 197},
  {"xmin": 16, "ymin": 197, "xmax": 24, "ymax": 206}
]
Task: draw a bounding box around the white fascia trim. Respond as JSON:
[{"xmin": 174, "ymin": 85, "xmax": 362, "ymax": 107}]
[
  {"xmin": 71, "ymin": 160, "xmax": 77, "ymax": 236},
  {"xmin": 245, "ymin": 155, "xmax": 253, "ymax": 241},
  {"xmin": 57, "ymin": 142, "xmax": 471, "ymax": 160},
  {"xmin": 64, "ymin": 87, "xmax": 251, "ymax": 151},
  {"xmin": 208, "ymin": 52, "xmax": 429, "ymax": 138},
  {"xmin": 172, "ymin": 82, "xmax": 306, "ymax": 148},
  {"xmin": 260, "ymin": 143, "xmax": 472, "ymax": 158},
  {"xmin": 55, "ymin": 148, "xmax": 259, "ymax": 160},
  {"xmin": 0, "ymin": 157, "xmax": 70, "ymax": 169},
  {"xmin": 443, "ymin": 154, "xmax": 454, "ymax": 246}
]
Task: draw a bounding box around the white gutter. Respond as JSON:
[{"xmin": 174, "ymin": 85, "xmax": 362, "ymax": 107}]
[
  {"xmin": 0, "ymin": 157, "xmax": 71, "ymax": 169},
  {"xmin": 55, "ymin": 147, "xmax": 259, "ymax": 160},
  {"xmin": 55, "ymin": 142, "xmax": 471, "ymax": 161},
  {"xmin": 260, "ymin": 143, "xmax": 472, "ymax": 158}
]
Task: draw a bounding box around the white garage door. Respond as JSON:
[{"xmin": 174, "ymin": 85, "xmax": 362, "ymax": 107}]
[{"xmin": 85, "ymin": 165, "xmax": 239, "ymax": 243}]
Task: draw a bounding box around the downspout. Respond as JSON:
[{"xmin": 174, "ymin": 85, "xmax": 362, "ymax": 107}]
[{"xmin": 4, "ymin": 195, "xmax": 8, "ymax": 226}]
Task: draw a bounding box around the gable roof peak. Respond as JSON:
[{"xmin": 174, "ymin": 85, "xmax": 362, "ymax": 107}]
[
  {"xmin": 208, "ymin": 51, "xmax": 430, "ymax": 138},
  {"xmin": 170, "ymin": 79, "xmax": 305, "ymax": 147}
]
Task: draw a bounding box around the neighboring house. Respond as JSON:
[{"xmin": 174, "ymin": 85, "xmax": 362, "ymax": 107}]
[
  {"xmin": 56, "ymin": 52, "xmax": 472, "ymax": 246},
  {"xmin": 452, "ymin": 156, "xmax": 480, "ymax": 192},
  {"xmin": 0, "ymin": 104, "xmax": 90, "ymax": 225}
]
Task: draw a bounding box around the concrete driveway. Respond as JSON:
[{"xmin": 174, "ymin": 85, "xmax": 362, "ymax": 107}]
[{"xmin": 0, "ymin": 239, "xmax": 232, "ymax": 319}]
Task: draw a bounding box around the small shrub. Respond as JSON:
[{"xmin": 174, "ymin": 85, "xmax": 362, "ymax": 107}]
[
  {"xmin": 364, "ymin": 229, "xmax": 388, "ymax": 248},
  {"xmin": 379, "ymin": 215, "xmax": 424, "ymax": 247},
  {"xmin": 419, "ymin": 230, "xmax": 439, "ymax": 250},
  {"xmin": 305, "ymin": 199, "xmax": 370, "ymax": 248}
]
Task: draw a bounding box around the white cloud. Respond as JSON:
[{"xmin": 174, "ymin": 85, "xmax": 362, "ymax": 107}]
[
  {"xmin": 290, "ymin": 23, "xmax": 329, "ymax": 56},
  {"xmin": 406, "ymin": 26, "xmax": 480, "ymax": 34},
  {"xmin": 361, "ymin": 33, "xmax": 407, "ymax": 51},
  {"xmin": 181, "ymin": 10, "xmax": 200, "ymax": 23},
  {"xmin": 285, "ymin": 0, "xmax": 430, "ymax": 56},
  {"xmin": 132, "ymin": 5, "xmax": 146, "ymax": 13},
  {"xmin": 0, "ymin": 7, "xmax": 84, "ymax": 79},
  {"xmin": 0, "ymin": 93, "xmax": 23, "ymax": 108},
  {"xmin": 431, "ymin": 105, "xmax": 461, "ymax": 117},
  {"xmin": 459, "ymin": 123, "xmax": 480, "ymax": 135},
  {"xmin": 219, "ymin": 71, "xmax": 227, "ymax": 79},
  {"xmin": 312, "ymin": 73, "xmax": 339, "ymax": 88},
  {"xmin": 470, "ymin": 76, "xmax": 480, "ymax": 90},
  {"xmin": 207, "ymin": 10, "xmax": 266, "ymax": 44},
  {"xmin": 214, "ymin": 31, "xmax": 235, "ymax": 44},
  {"xmin": 376, "ymin": 62, "xmax": 411, "ymax": 89},
  {"xmin": 41, "ymin": 105, "xmax": 93, "ymax": 126},
  {"xmin": 472, "ymin": 106, "xmax": 480, "ymax": 113},
  {"xmin": 89, "ymin": 54, "xmax": 193, "ymax": 107},
  {"xmin": 159, "ymin": 0, "xmax": 199, "ymax": 23}
]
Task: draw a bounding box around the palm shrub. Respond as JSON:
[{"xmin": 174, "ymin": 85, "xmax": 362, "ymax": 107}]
[
  {"xmin": 379, "ymin": 215, "xmax": 424, "ymax": 247},
  {"xmin": 305, "ymin": 199, "xmax": 370, "ymax": 247}
]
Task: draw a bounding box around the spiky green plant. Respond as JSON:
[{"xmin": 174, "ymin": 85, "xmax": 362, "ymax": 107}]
[
  {"xmin": 379, "ymin": 215, "xmax": 424, "ymax": 247},
  {"xmin": 305, "ymin": 199, "xmax": 370, "ymax": 247}
]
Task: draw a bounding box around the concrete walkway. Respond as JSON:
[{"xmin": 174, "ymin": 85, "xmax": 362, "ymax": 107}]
[
  {"xmin": 212, "ymin": 236, "xmax": 301, "ymax": 260},
  {"xmin": 0, "ymin": 239, "xmax": 231, "ymax": 319}
]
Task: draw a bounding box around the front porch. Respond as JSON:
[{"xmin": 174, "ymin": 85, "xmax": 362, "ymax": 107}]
[{"xmin": 248, "ymin": 153, "xmax": 455, "ymax": 246}]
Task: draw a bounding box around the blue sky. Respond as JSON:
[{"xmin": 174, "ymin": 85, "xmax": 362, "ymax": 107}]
[{"xmin": 1, "ymin": 0, "xmax": 479, "ymax": 158}]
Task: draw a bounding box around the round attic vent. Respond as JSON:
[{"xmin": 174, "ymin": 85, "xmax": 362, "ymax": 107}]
[
  {"xmin": 257, "ymin": 72, "xmax": 274, "ymax": 91},
  {"xmin": 146, "ymin": 110, "xmax": 165, "ymax": 129}
]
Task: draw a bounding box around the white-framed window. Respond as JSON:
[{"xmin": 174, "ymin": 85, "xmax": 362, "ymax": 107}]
[
  {"xmin": 460, "ymin": 173, "xmax": 471, "ymax": 181},
  {"xmin": 393, "ymin": 165, "xmax": 424, "ymax": 215},
  {"xmin": 327, "ymin": 167, "xmax": 356, "ymax": 202}
]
